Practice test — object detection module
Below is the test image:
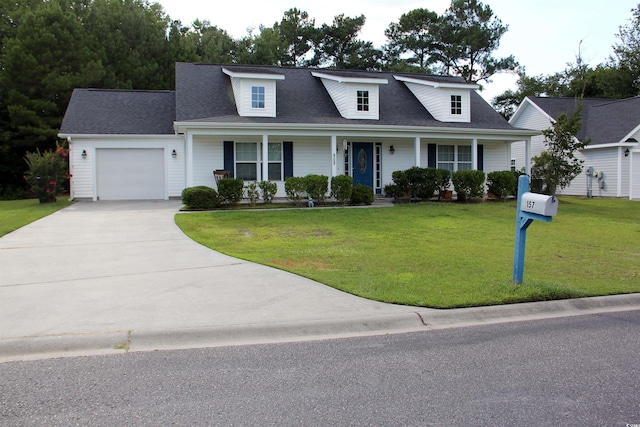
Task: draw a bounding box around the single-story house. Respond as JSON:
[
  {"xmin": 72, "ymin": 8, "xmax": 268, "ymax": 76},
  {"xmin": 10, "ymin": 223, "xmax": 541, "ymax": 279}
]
[
  {"xmin": 509, "ymin": 96, "xmax": 640, "ymax": 199},
  {"xmin": 59, "ymin": 62, "xmax": 539, "ymax": 201}
]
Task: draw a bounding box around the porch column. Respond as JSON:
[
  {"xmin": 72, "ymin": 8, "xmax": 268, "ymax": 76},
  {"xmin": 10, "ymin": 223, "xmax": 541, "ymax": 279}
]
[
  {"xmin": 186, "ymin": 132, "xmax": 194, "ymax": 187},
  {"xmin": 414, "ymin": 137, "xmax": 421, "ymax": 167},
  {"xmin": 472, "ymin": 138, "xmax": 478, "ymax": 170},
  {"xmin": 525, "ymin": 137, "xmax": 531, "ymax": 175},
  {"xmin": 331, "ymin": 135, "xmax": 337, "ymax": 177},
  {"xmin": 262, "ymin": 134, "xmax": 269, "ymax": 181}
]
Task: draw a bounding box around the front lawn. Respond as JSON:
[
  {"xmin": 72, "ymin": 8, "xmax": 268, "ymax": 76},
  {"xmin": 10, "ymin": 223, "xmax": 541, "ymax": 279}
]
[
  {"xmin": 0, "ymin": 198, "xmax": 74, "ymax": 237},
  {"xmin": 175, "ymin": 198, "xmax": 640, "ymax": 308}
]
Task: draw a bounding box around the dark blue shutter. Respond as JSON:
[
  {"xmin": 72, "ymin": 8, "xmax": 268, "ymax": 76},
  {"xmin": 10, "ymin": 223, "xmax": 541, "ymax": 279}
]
[
  {"xmin": 223, "ymin": 141, "xmax": 234, "ymax": 177},
  {"xmin": 427, "ymin": 144, "xmax": 437, "ymax": 168},
  {"xmin": 283, "ymin": 141, "xmax": 293, "ymax": 178},
  {"xmin": 477, "ymin": 144, "xmax": 484, "ymax": 171}
]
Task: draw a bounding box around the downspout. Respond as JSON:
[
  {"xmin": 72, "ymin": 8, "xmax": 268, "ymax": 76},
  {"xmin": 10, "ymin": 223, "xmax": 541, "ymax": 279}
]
[{"xmin": 67, "ymin": 136, "xmax": 74, "ymax": 201}]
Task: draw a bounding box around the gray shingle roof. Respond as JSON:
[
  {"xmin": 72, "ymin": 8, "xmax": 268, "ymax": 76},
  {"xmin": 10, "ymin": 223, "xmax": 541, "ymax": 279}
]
[
  {"xmin": 175, "ymin": 63, "xmax": 517, "ymax": 130},
  {"xmin": 60, "ymin": 89, "xmax": 176, "ymax": 135},
  {"xmin": 528, "ymin": 96, "xmax": 640, "ymax": 145}
]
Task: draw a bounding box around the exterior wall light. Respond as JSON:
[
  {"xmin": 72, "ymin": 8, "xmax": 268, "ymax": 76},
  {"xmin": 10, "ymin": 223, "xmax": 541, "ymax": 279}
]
[
  {"xmin": 172, "ymin": 149, "xmax": 177, "ymax": 158},
  {"xmin": 81, "ymin": 149, "xmax": 87, "ymax": 159},
  {"xmin": 389, "ymin": 145, "xmax": 395, "ymax": 154},
  {"xmin": 624, "ymin": 148, "xmax": 630, "ymax": 157}
]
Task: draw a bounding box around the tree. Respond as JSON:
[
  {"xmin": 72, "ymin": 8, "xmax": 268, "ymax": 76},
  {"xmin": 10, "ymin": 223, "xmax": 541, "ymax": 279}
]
[
  {"xmin": 312, "ymin": 14, "xmax": 381, "ymax": 69},
  {"xmin": 384, "ymin": 8, "xmax": 439, "ymax": 72},
  {"xmin": 171, "ymin": 19, "xmax": 236, "ymax": 64},
  {"xmin": 275, "ymin": 8, "xmax": 318, "ymax": 67},
  {"xmin": 531, "ymin": 103, "xmax": 588, "ymax": 195},
  {"xmin": 435, "ymin": 0, "xmax": 517, "ymax": 84},
  {"xmin": 611, "ymin": 4, "xmax": 640, "ymax": 94}
]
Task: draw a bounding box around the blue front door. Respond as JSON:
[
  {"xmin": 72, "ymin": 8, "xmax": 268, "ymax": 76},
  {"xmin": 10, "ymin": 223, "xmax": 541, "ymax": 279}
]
[{"xmin": 352, "ymin": 142, "xmax": 374, "ymax": 188}]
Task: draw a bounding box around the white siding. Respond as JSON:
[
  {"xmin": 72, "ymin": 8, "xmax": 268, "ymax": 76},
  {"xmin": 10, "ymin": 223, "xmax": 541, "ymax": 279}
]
[
  {"xmin": 319, "ymin": 80, "xmax": 380, "ymax": 120},
  {"xmin": 320, "ymin": 79, "xmax": 348, "ymax": 118},
  {"xmin": 403, "ymin": 84, "xmax": 471, "ymax": 122},
  {"xmin": 68, "ymin": 137, "xmax": 184, "ymax": 201},
  {"xmin": 560, "ymin": 149, "xmax": 620, "ymax": 197},
  {"xmin": 510, "ymin": 104, "xmax": 552, "ymax": 171},
  {"xmin": 229, "ymin": 78, "xmax": 278, "ymax": 117},
  {"xmin": 192, "ymin": 135, "xmax": 225, "ymax": 189},
  {"xmin": 483, "ymin": 142, "xmax": 511, "ymax": 173},
  {"xmin": 631, "ymin": 153, "xmax": 640, "ymax": 199}
]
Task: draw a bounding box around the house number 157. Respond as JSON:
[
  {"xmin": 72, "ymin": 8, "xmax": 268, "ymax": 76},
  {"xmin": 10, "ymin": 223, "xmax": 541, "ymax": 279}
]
[{"xmin": 526, "ymin": 200, "xmax": 535, "ymax": 209}]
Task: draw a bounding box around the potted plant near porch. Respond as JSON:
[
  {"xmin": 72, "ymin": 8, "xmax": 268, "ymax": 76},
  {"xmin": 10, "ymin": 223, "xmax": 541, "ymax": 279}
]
[{"xmin": 24, "ymin": 143, "xmax": 70, "ymax": 203}]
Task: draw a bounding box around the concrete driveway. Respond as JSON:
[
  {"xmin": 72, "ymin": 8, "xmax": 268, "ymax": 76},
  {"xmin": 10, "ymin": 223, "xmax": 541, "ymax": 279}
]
[{"xmin": 1, "ymin": 200, "xmax": 638, "ymax": 362}]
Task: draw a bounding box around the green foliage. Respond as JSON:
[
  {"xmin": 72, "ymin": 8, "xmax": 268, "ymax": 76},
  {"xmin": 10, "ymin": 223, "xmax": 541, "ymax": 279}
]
[
  {"xmin": 259, "ymin": 180, "xmax": 278, "ymax": 203},
  {"xmin": 384, "ymin": 8, "xmax": 439, "ymax": 71},
  {"xmin": 217, "ymin": 178, "xmax": 244, "ymax": 205},
  {"xmin": 304, "ymin": 174, "xmax": 328, "ymax": 202},
  {"xmin": 433, "ymin": 168, "xmax": 452, "ymax": 200},
  {"xmin": 452, "ymin": 170, "xmax": 486, "ymax": 202},
  {"xmin": 275, "ymin": 8, "xmax": 318, "ymax": 67},
  {"xmin": 23, "ymin": 143, "xmax": 70, "ymax": 203},
  {"xmin": 532, "ymin": 105, "xmax": 588, "ymax": 195},
  {"xmin": 181, "ymin": 186, "xmax": 221, "ymax": 210},
  {"xmin": 351, "ymin": 184, "xmax": 374, "ymax": 205},
  {"xmin": 487, "ymin": 170, "xmax": 517, "ymax": 200},
  {"xmin": 389, "ymin": 167, "xmax": 450, "ymax": 200},
  {"xmin": 245, "ymin": 182, "xmax": 260, "ymax": 206},
  {"xmin": 330, "ymin": 175, "xmax": 353, "ymax": 205},
  {"xmin": 284, "ymin": 176, "xmax": 306, "ymax": 205}
]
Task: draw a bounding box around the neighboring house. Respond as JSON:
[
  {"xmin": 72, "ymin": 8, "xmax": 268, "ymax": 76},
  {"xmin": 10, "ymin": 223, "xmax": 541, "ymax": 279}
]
[
  {"xmin": 510, "ymin": 96, "xmax": 640, "ymax": 199},
  {"xmin": 59, "ymin": 62, "xmax": 538, "ymax": 201}
]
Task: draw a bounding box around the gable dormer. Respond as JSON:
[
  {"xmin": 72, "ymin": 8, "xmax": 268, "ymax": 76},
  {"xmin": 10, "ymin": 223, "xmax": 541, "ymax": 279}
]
[
  {"xmin": 312, "ymin": 72, "xmax": 388, "ymax": 120},
  {"xmin": 222, "ymin": 67, "xmax": 285, "ymax": 118},
  {"xmin": 394, "ymin": 75, "xmax": 479, "ymax": 123}
]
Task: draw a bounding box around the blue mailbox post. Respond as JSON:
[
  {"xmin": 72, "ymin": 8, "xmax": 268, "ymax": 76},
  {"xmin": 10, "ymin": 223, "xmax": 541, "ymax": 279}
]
[{"xmin": 513, "ymin": 175, "xmax": 558, "ymax": 284}]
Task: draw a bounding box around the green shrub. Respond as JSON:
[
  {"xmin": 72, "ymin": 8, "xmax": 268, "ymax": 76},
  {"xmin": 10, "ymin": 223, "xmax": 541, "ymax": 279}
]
[
  {"xmin": 285, "ymin": 176, "xmax": 306, "ymax": 206},
  {"xmin": 259, "ymin": 180, "xmax": 278, "ymax": 203},
  {"xmin": 434, "ymin": 168, "xmax": 452, "ymax": 200},
  {"xmin": 390, "ymin": 170, "xmax": 410, "ymax": 197},
  {"xmin": 383, "ymin": 183, "xmax": 401, "ymax": 199},
  {"xmin": 351, "ymin": 184, "xmax": 374, "ymax": 205},
  {"xmin": 305, "ymin": 174, "xmax": 328, "ymax": 202},
  {"xmin": 487, "ymin": 170, "xmax": 517, "ymax": 200},
  {"xmin": 331, "ymin": 175, "xmax": 353, "ymax": 204},
  {"xmin": 24, "ymin": 143, "xmax": 70, "ymax": 203},
  {"xmin": 452, "ymin": 170, "xmax": 486, "ymax": 202},
  {"xmin": 217, "ymin": 178, "xmax": 244, "ymax": 205},
  {"xmin": 245, "ymin": 182, "xmax": 260, "ymax": 206},
  {"xmin": 181, "ymin": 186, "xmax": 221, "ymax": 210}
]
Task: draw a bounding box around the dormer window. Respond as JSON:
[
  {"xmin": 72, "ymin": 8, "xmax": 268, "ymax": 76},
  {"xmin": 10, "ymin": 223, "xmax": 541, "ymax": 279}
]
[
  {"xmin": 252, "ymin": 86, "xmax": 265, "ymax": 109},
  {"xmin": 451, "ymin": 95, "xmax": 462, "ymax": 115},
  {"xmin": 312, "ymin": 71, "xmax": 387, "ymax": 120},
  {"xmin": 357, "ymin": 91, "xmax": 369, "ymax": 111},
  {"xmin": 394, "ymin": 75, "xmax": 478, "ymax": 123},
  {"xmin": 222, "ymin": 67, "xmax": 284, "ymax": 117}
]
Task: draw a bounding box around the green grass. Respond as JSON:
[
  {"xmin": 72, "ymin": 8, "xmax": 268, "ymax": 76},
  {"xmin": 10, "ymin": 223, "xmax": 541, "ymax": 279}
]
[
  {"xmin": 175, "ymin": 197, "xmax": 640, "ymax": 308},
  {"xmin": 0, "ymin": 197, "xmax": 74, "ymax": 237}
]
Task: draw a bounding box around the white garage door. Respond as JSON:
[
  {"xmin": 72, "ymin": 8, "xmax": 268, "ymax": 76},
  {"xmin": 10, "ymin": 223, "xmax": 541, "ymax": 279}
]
[
  {"xmin": 97, "ymin": 148, "xmax": 165, "ymax": 200},
  {"xmin": 632, "ymin": 152, "xmax": 640, "ymax": 200}
]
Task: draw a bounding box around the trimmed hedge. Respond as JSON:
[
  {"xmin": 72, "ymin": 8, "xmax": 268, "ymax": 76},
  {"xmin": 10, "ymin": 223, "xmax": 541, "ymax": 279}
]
[
  {"xmin": 487, "ymin": 170, "xmax": 517, "ymax": 200},
  {"xmin": 386, "ymin": 167, "xmax": 451, "ymax": 200},
  {"xmin": 452, "ymin": 170, "xmax": 486, "ymax": 202},
  {"xmin": 285, "ymin": 176, "xmax": 306, "ymax": 205},
  {"xmin": 217, "ymin": 178, "xmax": 244, "ymax": 205},
  {"xmin": 181, "ymin": 186, "xmax": 221, "ymax": 210},
  {"xmin": 305, "ymin": 174, "xmax": 328, "ymax": 202},
  {"xmin": 331, "ymin": 175, "xmax": 353, "ymax": 205},
  {"xmin": 351, "ymin": 184, "xmax": 374, "ymax": 205},
  {"xmin": 259, "ymin": 180, "xmax": 278, "ymax": 203}
]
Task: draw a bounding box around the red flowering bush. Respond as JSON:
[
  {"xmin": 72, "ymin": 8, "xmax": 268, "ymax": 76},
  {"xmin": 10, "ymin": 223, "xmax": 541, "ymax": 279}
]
[{"xmin": 24, "ymin": 143, "xmax": 70, "ymax": 203}]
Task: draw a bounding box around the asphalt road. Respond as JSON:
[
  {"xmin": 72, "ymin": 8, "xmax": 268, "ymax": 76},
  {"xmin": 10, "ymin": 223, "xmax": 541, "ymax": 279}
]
[{"xmin": 2, "ymin": 310, "xmax": 639, "ymax": 426}]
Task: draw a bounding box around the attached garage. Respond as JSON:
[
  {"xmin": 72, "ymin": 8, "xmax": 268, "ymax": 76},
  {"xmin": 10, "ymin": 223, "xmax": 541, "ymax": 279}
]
[{"xmin": 96, "ymin": 148, "xmax": 165, "ymax": 200}]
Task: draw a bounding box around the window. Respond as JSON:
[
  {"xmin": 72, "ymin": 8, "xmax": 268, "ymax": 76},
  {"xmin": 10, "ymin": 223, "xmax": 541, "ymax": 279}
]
[
  {"xmin": 437, "ymin": 145, "xmax": 455, "ymax": 173},
  {"xmin": 251, "ymin": 86, "xmax": 265, "ymax": 109},
  {"xmin": 267, "ymin": 143, "xmax": 282, "ymax": 181},
  {"xmin": 510, "ymin": 158, "xmax": 516, "ymax": 172},
  {"xmin": 234, "ymin": 142, "xmax": 282, "ymax": 181},
  {"xmin": 457, "ymin": 145, "xmax": 472, "ymax": 170},
  {"xmin": 437, "ymin": 145, "xmax": 473, "ymax": 172},
  {"xmin": 235, "ymin": 142, "xmax": 258, "ymax": 180},
  {"xmin": 357, "ymin": 90, "xmax": 369, "ymax": 111},
  {"xmin": 451, "ymin": 95, "xmax": 462, "ymax": 115}
]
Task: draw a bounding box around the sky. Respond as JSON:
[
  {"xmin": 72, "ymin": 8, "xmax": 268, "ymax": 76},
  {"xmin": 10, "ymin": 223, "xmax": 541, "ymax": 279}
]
[{"xmin": 158, "ymin": 0, "xmax": 639, "ymax": 102}]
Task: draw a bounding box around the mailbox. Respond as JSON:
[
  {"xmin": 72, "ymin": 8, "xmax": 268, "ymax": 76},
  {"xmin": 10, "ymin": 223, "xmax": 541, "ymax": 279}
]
[{"xmin": 521, "ymin": 192, "xmax": 558, "ymax": 217}]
